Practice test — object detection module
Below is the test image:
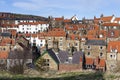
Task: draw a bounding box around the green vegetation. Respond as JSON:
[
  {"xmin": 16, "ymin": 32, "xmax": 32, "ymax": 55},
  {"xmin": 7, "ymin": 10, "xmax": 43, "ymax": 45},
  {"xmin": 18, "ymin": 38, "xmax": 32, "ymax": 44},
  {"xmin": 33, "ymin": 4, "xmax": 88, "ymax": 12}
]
[{"xmin": 0, "ymin": 70, "xmax": 120, "ymax": 80}]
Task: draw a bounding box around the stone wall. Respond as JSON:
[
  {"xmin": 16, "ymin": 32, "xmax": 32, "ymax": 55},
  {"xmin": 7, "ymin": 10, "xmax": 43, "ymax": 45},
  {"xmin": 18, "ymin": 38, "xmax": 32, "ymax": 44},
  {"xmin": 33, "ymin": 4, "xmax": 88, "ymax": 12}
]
[
  {"xmin": 84, "ymin": 45, "xmax": 106, "ymax": 59},
  {"xmin": 42, "ymin": 53, "xmax": 58, "ymax": 71}
]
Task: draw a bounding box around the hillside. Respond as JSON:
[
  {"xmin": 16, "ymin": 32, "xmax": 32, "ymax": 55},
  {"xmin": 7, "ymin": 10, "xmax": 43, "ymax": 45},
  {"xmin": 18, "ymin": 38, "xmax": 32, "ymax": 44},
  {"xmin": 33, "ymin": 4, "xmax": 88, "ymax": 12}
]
[{"xmin": 0, "ymin": 12, "xmax": 48, "ymax": 21}]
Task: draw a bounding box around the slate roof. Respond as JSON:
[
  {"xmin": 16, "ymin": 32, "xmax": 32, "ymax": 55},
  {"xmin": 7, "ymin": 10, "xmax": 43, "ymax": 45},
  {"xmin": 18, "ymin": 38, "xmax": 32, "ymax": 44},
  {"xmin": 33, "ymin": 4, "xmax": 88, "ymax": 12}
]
[
  {"xmin": 0, "ymin": 32, "xmax": 11, "ymax": 37},
  {"xmin": 8, "ymin": 49, "xmax": 32, "ymax": 59},
  {"xmin": 85, "ymin": 40, "xmax": 106, "ymax": 46},
  {"xmin": 72, "ymin": 51, "xmax": 84, "ymax": 64},
  {"xmin": 58, "ymin": 51, "xmax": 69, "ymax": 63},
  {"xmin": 47, "ymin": 49, "xmax": 59, "ymax": 64},
  {"xmin": 58, "ymin": 51, "xmax": 84, "ymax": 64}
]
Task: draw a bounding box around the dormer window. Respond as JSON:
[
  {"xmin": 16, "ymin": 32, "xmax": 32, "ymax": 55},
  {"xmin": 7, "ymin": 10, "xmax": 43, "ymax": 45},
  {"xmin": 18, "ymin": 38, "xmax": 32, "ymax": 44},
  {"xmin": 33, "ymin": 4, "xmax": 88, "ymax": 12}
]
[{"xmin": 111, "ymin": 49, "xmax": 117, "ymax": 53}]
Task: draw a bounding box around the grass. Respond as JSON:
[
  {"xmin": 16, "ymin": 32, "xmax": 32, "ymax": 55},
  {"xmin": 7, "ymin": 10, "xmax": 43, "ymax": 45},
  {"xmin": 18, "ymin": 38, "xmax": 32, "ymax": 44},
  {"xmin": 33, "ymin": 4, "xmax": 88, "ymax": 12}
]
[
  {"xmin": 2, "ymin": 70, "xmax": 120, "ymax": 80},
  {"xmin": 0, "ymin": 71, "xmax": 105, "ymax": 80}
]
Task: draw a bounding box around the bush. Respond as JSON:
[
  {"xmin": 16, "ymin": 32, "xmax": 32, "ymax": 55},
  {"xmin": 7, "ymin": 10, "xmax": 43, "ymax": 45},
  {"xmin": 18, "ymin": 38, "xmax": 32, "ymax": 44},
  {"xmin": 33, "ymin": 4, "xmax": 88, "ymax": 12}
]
[{"xmin": 9, "ymin": 64, "xmax": 24, "ymax": 74}]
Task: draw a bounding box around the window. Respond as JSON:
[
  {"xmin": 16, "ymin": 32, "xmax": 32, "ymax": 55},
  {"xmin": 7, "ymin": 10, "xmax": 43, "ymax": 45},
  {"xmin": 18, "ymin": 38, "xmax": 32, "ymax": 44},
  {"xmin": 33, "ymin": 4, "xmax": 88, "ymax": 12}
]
[
  {"xmin": 40, "ymin": 44, "xmax": 43, "ymax": 46},
  {"xmin": 41, "ymin": 40, "xmax": 42, "ymax": 42},
  {"xmin": 60, "ymin": 38, "xmax": 62, "ymax": 40},
  {"xmin": 33, "ymin": 32, "xmax": 35, "ymax": 34},
  {"xmin": 67, "ymin": 43, "xmax": 70, "ymax": 47},
  {"xmin": 59, "ymin": 43, "xmax": 62, "ymax": 46},
  {"xmin": 88, "ymin": 52, "xmax": 90, "ymax": 55},
  {"xmin": 48, "ymin": 43, "xmax": 51, "ymax": 46},
  {"xmin": 110, "ymin": 55, "xmax": 112, "ymax": 58},
  {"xmin": 3, "ymin": 48, "xmax": 6, "ymax": 51},
  {"xmin": 36, "ymin": 28, "xmax": 37, "ymax": 30},
  {"xmin": 100, "ymin": 46, "xmax": 103, "ymax": 50},
  {"xmin": 33, "ymin": 40, "xmax": 36, "ymax": 43},
  {"xmin": 44, "ymin": 59, "xmax": 49, "ymax": 66},
  {"xmin": 100, "ymin": 53, "xmax": 103, "ymax": 56},
  {"xmin": 22, "ymin": 28, "xmax": 24, "ymax": 30},
  {"xmin": 75, "ymin": 43, "xmax": 78, "ymax": 46},
  {"xmin": 48, "ymin": 37, "xmax": 51, "ymax": 41},
  {"xmin": 87, "ymin": 46, "xmax": 91, "ymax": 49},
  {"xmin": 75, "ymin": 37, "xmax": 78, "ymax": 40},
  {"xmin": 0, "ymin": 60, "xmax": 4, "ymax": 64}
]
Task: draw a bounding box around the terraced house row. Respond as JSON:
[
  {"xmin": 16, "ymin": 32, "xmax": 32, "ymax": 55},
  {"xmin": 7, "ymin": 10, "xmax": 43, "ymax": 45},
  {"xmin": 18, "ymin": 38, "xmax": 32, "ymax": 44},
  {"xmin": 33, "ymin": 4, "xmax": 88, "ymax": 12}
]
[{"xmin": 0, "ymin": 13, "xmax": 120, "ymax": 72}]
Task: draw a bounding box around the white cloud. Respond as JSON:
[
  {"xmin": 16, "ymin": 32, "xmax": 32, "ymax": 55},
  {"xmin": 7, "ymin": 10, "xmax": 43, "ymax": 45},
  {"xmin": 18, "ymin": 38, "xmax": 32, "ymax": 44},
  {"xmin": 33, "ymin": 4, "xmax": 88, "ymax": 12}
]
[
  {"xmin": 13, "ymin": 2, "xmax": 40, "ymax": 10},
  {"xmin": 12, "ymin": 0, "xmax": 104, "ymax": 11}
]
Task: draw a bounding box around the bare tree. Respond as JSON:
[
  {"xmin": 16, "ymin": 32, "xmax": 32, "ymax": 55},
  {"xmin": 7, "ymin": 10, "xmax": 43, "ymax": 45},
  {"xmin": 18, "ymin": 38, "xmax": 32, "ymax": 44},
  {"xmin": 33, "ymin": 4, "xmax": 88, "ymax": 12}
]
[{"xmin": 8, "ymin": 48, "xmax": 32, "ymax": 74}]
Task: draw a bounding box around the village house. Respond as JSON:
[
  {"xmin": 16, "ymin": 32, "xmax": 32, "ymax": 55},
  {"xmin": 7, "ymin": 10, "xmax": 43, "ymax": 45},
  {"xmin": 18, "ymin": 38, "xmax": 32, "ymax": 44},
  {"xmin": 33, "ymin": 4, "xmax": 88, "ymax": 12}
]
[
  {"xmin": 84, "ymin": 39, "xmax": 107, "ymax": 59},
  {"xmin": 38, "ymin": 44, "xmax": 84, "ymax": 71},
  {"xmin": 113, "ymin": 17, "xmax": 120, "ymax": 24},
  {"xmin": 45, "ymin": 28, "xmax": 66, "ymax": 51},
  {"xmin": 106, "ymin": 41, "xmax": 120, "ymax": 71}
]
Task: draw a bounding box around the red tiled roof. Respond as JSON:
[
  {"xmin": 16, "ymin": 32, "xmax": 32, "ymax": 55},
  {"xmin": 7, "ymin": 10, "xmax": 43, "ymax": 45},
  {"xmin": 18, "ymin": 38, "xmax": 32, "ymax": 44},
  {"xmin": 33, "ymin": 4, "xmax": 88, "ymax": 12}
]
[
  {"xmin": 99, "ymin": 59, "xmax": 105, "ymax": 67},
  {"xmin": 54, "ymin": 17, "xmax": 64, "ymax": 21},
  {"xmin": 101, "ymin": 16, "xmax": 113, "ymax": 22},
  {"xmin": 0, "ymin": 51, "xmax": 9, "ymax": 59},
  {"xmin": 46, "ymin": 28, "xmax": 66, "ymax": 37},
  {"xmin": 19, "ymin": 22, "xmax": 38, "ymax": 25},
  {"xmin": 32, "ymin": 34, "xmax": 37, "ymax": 37},
  {"xmin": 107, "ymin": 30, "xmax": 120, "ymax": 38},
  {"xmin": 8, "ymin": 29, "xmax": 17, "ymax": 36},
  {"xmin": 2, "ymin": 24, "xmax": 18, "ymax": 28},
  {"xmin": 114, "ymin": 17, "xmax": 120, "ymax": 21},
  {"xmin": 102, "ymin": 23, "xmax": 120, "ymax": 26},
  {"xmin": 63, "ymin": 19, "xmax": 71, "ymax": 23},
  {"xmin": 65, "ymin": 24, "xmax": 78, "ymax": 30},
  {"xmin": 107, "ymin": 41, "xmax": 120, "ymax": 53},
  {"xmin": 94, "ymin": 18, "xmax": 100, "ymax": 24},
  {"xmin": 70, "ymin": 34, "xmax": 80, "ymax": 40},
  {"xmin": 0, "ymin": 38, "xmax": 15, "ymax": 46},
  {"xmin": 86, "ymin": 57, "xmax": 94, "ymax": 65}
]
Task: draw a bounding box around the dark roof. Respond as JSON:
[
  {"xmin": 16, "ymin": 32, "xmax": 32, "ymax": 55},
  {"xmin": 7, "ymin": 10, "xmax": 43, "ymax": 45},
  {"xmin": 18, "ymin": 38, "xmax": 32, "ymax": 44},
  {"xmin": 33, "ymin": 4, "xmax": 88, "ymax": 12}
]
[
  {"xmin": 8, "ymin": 49, "xmax": 32, "ymax": 59},
  {"xmin": 1, "ymin": 32, "xmax": 11, "ymax": 37},
  {"xmin": 47, "ymin": 49, "xmax": 59, "ymax": 64},
  {"xmin": 58, "ymin": 51, "xmax": 84, "ymax": 64},
  {"xmin": 58, "ymin": 51, "xmax": 69, "ymax": 63},
  {"xmin": 72, "ymin": 51, "xmax": 84, "ymax": 64},
  {"xmin": 85, "ymin": 40, "xmax": 106, "ymax": 46}
]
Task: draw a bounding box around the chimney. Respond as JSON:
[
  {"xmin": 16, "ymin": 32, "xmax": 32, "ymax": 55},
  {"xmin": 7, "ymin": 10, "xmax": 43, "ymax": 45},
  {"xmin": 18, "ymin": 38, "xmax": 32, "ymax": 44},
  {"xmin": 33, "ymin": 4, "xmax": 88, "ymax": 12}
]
[
  {"xmin": 45, "ymin": 40, "xmax": 48, "ymax": 50},
  {"xmin": 53, "ymin": 39, "xmax": 59, "ymax": 52}
]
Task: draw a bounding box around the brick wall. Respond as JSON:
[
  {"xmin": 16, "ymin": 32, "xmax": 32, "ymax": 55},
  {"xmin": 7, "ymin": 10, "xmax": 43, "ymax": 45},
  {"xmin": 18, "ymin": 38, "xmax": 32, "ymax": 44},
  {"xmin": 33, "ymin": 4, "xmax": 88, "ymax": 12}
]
[{"xmin": 59, "ymin": 63, "xmax": 82, "ymax": 72}]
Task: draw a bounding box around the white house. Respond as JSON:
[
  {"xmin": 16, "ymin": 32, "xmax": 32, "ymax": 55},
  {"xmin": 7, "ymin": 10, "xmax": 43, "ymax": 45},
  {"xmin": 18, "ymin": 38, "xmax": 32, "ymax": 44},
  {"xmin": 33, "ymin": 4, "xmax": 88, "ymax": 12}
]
[
  {"xmin": 30, "ymin": 33, "xmax": 46, "ymax": 49},
  {"xmin": 18, "ymin": 22, "xmax": 49, "ymax": 34}
]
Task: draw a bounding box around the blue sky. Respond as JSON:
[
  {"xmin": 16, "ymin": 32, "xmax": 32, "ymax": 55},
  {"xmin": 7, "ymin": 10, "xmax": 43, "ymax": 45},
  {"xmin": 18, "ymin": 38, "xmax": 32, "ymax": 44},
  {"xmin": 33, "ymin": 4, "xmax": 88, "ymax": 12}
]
[{"xmin": 0, "ymin": 0, "xmax": 120, "ymax": 19}]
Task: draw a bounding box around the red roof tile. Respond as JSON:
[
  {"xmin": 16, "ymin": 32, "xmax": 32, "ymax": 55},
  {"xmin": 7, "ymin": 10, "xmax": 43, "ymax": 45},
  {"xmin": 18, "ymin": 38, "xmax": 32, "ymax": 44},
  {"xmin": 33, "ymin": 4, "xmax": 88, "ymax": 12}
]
[
  {"xmin": 86, "ymin": 57, "xmax": 94, "ymax": 65},
  {"xmin": 101, "ymin": 16, "xmax": 113, "ymax": 22},
  {"xmin": 102, "ymin": 23, "xmax": 120, "ymax": 26},
  {"xmin": 54, "ymin": 17, "xmax": 64, "ymax": 21},
  {"xmin": 114, "ymin": 17, "xmax": 120, "ymax": 21},
  {"xmin": 99, "ymin": 59, "xmax": 105, "ymax": 67},
  {"xmin": 107, "ymin": 41, "xmax": 120, "ymax": 53},
  {"xmin": 0, "ymin": 51, "xmax": 8, "ymax": 59}
]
